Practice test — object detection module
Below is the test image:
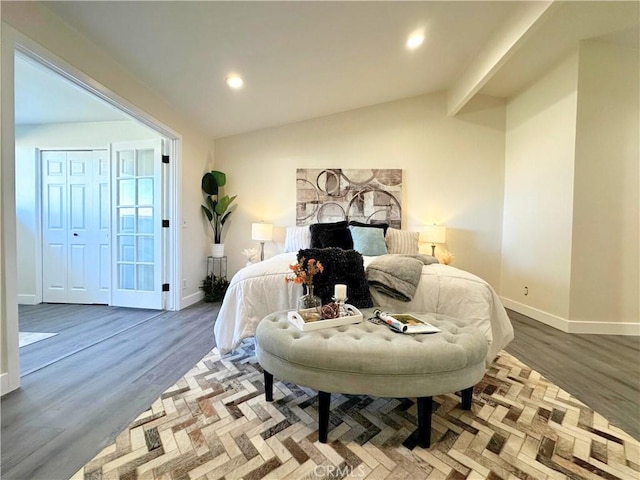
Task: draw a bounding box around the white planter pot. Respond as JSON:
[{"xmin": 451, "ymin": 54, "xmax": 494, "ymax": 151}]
[{"xmin": 211, "ymin": 243, "xmax": 225, "ymax": 258}]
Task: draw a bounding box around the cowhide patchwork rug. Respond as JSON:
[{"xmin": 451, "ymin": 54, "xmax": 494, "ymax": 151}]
[{"xmin": 74, "ymin": 340, "xmax": 639, "ymax": 480}]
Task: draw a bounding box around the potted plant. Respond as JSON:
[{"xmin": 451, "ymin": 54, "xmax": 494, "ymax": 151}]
[
  {"xmin": 200, "ymin": 274, "xmax": 230, "ymax": 302},
  {"xmin": 201, "ymin": 170, "xmax": 237, "ymax": 257}
]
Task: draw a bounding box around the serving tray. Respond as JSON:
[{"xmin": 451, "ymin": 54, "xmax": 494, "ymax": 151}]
[{"xmin": 286, "ymin": 304, "xmax": 363, "ymax": 331}]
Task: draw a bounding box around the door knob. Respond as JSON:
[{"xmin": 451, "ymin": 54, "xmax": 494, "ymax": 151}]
[{"xmin": 73, "ymin": 233, "xmax": 78, "ymax": 236}]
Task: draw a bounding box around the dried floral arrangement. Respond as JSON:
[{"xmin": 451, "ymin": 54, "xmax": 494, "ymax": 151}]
[{"xmin": 285, "ymin": 257, "xmax": 324, "ymax": 286}]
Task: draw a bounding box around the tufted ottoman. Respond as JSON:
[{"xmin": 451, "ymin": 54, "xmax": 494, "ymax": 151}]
[{"xmin": 255, "ymin": 309, "xmax": 488, "ymax": 448}]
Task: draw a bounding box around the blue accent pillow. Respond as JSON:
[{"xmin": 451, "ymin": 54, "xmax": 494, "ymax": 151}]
[
  {"xmin": 349, "ymin": 226, "xmax": 388, "ymax": 256},
  {"xmin": 348, "ymin": 220, "xmax": 389, "ymax": 235}
]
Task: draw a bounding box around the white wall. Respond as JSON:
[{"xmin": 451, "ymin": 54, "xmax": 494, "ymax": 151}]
[
  {"xmin": 570, "ymin": 41, "xmax": 639, "ymax": 325},
  {"xmin": 15, "ymin": 120, "xmax": 159, "ymax": 304},
  {"xmin": 215, "ymin": 92, "xmax": 507, "ymax": 285},
  {"xmin": 501, "ymin": 52, "xmax": 578, "ymax": 321}
]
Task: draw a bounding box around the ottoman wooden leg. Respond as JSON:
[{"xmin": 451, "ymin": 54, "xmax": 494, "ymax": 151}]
[
  {"xmin": 417, "ymin": 396, "xmax": 432, "ymax": 448},
  {"xmin": 264, "ymin": 370, "xmax": 274, "ymax": 402},
  {"xmin": 461, "ymin": 386, "xmax": 473, "ymax": 410},
  {"xmin": 318, "ymin": 391, "xmax": 331, "ymax": 443},
  {"xmin": 403, "ymin": 396, "xmax": 432, "ymax": 449}
]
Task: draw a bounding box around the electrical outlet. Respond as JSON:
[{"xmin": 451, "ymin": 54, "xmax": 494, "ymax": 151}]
[
  {"xmin": 182, "ymin": 278, "xmax": 187, "ymax": 289},
  {"xmin": 524, "ymin": 286, "xmax": 529, "ymax": 296}
]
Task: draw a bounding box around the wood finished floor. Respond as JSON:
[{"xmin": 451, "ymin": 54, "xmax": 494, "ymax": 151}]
[
  {"xmin": 1, "ymin": 304, "xmax": 638, "ymax": 480},
  {"xmin": 504, "ymin": 308, "xmax": 640, "ymax": 440},
  {"xmin": 17, "ymin": 304, "xmax": 165, "ymax": 375},
  {"xmin": 2, "ymin": 302, "xmax": 220, "ymax": 480}
]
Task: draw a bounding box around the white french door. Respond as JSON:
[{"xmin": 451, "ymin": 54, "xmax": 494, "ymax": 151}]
[
  {"xmin": 110, "ymin": 140, "xmax": 163, "ymax": 309},
  {"xmin": 42, "ymin": 150, "xmax": 110, "ymax": 304}
]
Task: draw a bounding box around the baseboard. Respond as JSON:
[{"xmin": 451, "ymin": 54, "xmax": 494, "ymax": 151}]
[
  {"xmin": 17, "ymin": 294, "xmax": 37, "ymax": 305},
  {"xmin": 568, "ymin": 321, "xmax": 640, "ymax": 336},
  {"xmin": 501, "ymin": 297, "xmax": 570, "ymax": 332},
  {"xmin": 501, "ymin": 297, "xmax": 640, "ymax": 336},
  {"xmin": 0, "ymin": 373, "xmax": 8, "ymax": 396},
  {"xmin": 0, "ymin": 372, "xmax": 19, "ymax": 396},
  {"xmin": 181, "ymin": 291, "xmax": 204, "ymax": 309}
]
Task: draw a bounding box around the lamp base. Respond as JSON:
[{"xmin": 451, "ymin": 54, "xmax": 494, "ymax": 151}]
[
  {"xmin": 260, "ymin": 242, "xmax": 265, "ymax": 261},
  {"xmin": 430, "ymin": 244, "xmax": 436, "ymax": 256}
]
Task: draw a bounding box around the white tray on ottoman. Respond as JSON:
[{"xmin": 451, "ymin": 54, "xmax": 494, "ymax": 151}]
[{"xmin": 286, "ymin": 304, "xmax": 362, "ymax": 331}]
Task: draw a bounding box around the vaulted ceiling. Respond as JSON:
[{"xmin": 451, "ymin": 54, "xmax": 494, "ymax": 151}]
[{"xmin": 15, "ymin": 1, "xmax": 639, "ymax": 138}]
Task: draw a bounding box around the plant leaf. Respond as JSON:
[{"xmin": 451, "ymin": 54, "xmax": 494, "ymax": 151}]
[
  {"xmin": 206, "ymin": 196, "xmax": 217, "ymax": 212},
  {"xmin": 200, "ymin": 205, "xmax": 213, "ymax": 222},
  {"xmin": 214, "ymin": 194, "xmax": 236, "ymax": 215},
  {"xmin": 211, "ymin": 171, "xmax": 226, "ymax": 187},
  {"xmin": 220, "ymin": 210, "xmax": 233, "ymax": 225},
  {"xmin": 201, "ymin": 172, "xmax": 219, "ymax": 195}
]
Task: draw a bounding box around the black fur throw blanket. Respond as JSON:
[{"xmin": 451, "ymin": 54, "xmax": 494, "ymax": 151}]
[{"xmin": 297, "ymin": 248, "xmax": 374, "ymax": 309}]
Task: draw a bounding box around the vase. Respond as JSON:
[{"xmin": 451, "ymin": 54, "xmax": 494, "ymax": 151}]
[
  {"xmin": 211, "ymin": 243, "xmax": 225, "ymax": 258},
  {"xmin": 298, "ymin": 284, "xmax": 322, "ymax": 314}
]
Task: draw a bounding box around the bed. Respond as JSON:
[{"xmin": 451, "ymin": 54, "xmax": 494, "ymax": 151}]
[{"xmin": 213, "ymin": 251, "xmax": 514, "ymax": 363}]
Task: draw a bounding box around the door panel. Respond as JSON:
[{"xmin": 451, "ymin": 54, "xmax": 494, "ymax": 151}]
[
  {"xmin": 42, "ymin": 151, "xmax": 68, "ymax": 302},
  {"xmin": 66, "ymin": 151, "xmax": 95, "ymax": 304},
  {"xmin": 96, "ymin": 151, "xmax": 111, "ymax": 299},
  {"xmin": 111, "ymin": 139, "xmax": 163, "ymax": 309},
  {"xmin": 42, "ymin": 150, "xmax": 110, "ymax": 304}
]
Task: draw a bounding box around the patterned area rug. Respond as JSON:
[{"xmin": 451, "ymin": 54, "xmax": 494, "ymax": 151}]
[{"xmin": 74, "ymin": 341, "xmax": 640, "ymax": 480}]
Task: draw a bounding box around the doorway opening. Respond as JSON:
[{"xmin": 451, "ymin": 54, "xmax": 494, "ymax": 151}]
[{"xmin": 13, "ymin": 47, "xmax": 181, "ymax": 375}]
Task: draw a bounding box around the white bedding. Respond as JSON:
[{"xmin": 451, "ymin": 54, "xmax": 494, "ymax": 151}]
[{"xmin": 213, "ymin": 252, "xmax": 514, "ymax": 362}]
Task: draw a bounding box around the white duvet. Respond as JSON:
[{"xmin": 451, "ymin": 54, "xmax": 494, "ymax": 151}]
[{"xmin": 213, "ymin": 252, "xmax": 514, "ymax": 362}]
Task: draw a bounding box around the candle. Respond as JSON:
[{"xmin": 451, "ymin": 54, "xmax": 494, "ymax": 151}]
[{"xmin": 334, "ymin": 284, "xmax": 347, "ymax": 300}]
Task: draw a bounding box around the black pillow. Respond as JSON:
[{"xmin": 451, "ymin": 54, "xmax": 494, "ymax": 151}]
[
  {"xmin": 348, "ymin": 220, "xmax": 389, "ymax": 235},
  {"xmin": 318, "ymin": 227, "xmax": 353, "ymax": 250},
  {"xmin": 297, "ymin": 248, "xmax": 373, "ymax": 309},
  {"xmin": 309, "ymin": 221, "xmax": 353, "ymax": 249}
]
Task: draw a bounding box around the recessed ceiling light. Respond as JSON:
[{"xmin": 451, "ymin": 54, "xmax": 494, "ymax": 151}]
[
  {"xmin": 226, "ymin": 74, "xmax": 244, "ymax": 89},
  {"xmin": 406, "ymin": 32, "xmax": 425, "ymax": 50}
]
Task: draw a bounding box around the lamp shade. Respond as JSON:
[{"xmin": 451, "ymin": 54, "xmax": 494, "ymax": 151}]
[
  {"xmin": 422, "ymin": 224, "xmax": 446, "ymax": 244},
  {"xmin": 251, "ymin": 222, "xmax": 273, "ymax": 242}
]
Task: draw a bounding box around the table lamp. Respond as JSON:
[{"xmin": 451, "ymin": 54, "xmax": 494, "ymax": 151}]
[
  {"xmin": 422, "ymin": 224, "xmax": 446, "ymax": 256},
  {"xmin": 251, "ymin": 222, "xmax": 273, "ymax": 261}
]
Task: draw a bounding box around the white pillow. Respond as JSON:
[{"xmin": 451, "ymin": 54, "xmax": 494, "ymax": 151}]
[
  {"xmin": 385, "ymin": 227, "xmax": 419, "ymax": 254},
  {"xmin": 284, "ymin": 226, "xmax": 311, "ymax": 252}
]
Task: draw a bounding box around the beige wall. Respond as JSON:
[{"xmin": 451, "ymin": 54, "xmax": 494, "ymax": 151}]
[
  {"xmin": 215, "ymin": 92, "xmax": 507, "ymax": 285},
  {"xmin": 502, "ymin": 52, "xmax": 578, "ymax": 320},
  {"xmin": 1, "ymin": 13, "xmax": 20, "ymax": 394},
  {"xmin": 570, "ymin": 41, "xmax": 639, "ymax": 324},
  {"xmin": 15, "ymin": 121, "xmax": 160, "ymax": 304},
  {"xmin": 502, "ymin": 43, "xmax": 639, "ymax": 332}
]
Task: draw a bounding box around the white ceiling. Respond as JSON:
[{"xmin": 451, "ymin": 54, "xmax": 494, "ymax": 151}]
[
  {"xmin": 15, "ymin": 55, "xmax": 127, "ymax": 125},
  {"xmin": 17, "ymin": 1, "xmax": 639, "ymax": 138}
]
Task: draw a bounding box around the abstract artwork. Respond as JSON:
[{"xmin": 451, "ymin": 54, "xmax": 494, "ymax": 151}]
[{"xmin": 296, "ymin": 169, "xmax": 402, "ymax": 227}]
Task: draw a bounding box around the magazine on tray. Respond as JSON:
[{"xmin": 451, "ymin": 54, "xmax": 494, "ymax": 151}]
[{"xmin": 371, "ymin": 309, "xmax": 441, "ymax": 334}]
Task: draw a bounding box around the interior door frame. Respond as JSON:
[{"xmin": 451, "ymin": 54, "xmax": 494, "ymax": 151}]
[
  {"xmin": 15, "ymin": 44, "xmax": 182, "ymax": 312},
  {"xmin": 3, "ymin": 28, "xmax": 183, "ymax": 395}
]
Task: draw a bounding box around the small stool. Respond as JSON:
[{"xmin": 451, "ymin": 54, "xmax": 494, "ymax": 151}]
[{"xmin": 255, "ymin": 309, "xmax": 488, "ymax": 448}]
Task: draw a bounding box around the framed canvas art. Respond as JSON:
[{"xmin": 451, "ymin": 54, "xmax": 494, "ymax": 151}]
[{"xmin": 296, "ymin": 169, "xmax": 402, "ymax": 227}]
